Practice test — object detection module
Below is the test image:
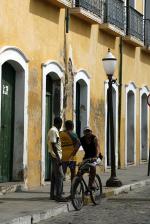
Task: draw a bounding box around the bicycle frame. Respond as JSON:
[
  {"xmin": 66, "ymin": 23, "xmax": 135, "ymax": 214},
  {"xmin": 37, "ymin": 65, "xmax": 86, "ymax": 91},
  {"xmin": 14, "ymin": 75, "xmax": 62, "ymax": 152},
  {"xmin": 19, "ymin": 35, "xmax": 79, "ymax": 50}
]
[{"xmin": 71, "ymin": 158, "xmax": 103, "ymax": 210}]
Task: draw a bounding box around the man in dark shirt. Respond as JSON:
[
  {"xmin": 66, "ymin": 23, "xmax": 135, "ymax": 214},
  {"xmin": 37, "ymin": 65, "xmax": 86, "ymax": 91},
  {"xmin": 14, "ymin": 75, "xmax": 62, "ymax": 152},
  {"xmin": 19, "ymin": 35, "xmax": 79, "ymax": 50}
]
[{"xmin": 80, "ymin": 126, "xmax": 102, "ymax": 188}]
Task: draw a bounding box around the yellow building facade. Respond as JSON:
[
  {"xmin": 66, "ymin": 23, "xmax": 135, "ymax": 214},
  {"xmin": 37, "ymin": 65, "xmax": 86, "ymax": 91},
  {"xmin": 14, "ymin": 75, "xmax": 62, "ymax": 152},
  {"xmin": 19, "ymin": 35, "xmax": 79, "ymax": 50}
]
[{"xmin": 0, "ymin": 0, "xmax": 149, "ymax": 188}]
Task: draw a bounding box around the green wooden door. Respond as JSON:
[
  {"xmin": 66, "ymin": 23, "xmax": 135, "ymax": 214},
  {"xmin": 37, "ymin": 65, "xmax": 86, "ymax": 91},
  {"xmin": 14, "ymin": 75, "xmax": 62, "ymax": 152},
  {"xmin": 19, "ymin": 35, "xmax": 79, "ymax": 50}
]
[
  {"xmin": 45, "ymin": 75, "xmax": 53, "ymax": 180},
  {"xmin": 76, "ymin": 82, "xmax": 81, "ymax": 138},
  {"xmin": 0, "ymin": 62, "xmax": 15, "ymax": 182}
]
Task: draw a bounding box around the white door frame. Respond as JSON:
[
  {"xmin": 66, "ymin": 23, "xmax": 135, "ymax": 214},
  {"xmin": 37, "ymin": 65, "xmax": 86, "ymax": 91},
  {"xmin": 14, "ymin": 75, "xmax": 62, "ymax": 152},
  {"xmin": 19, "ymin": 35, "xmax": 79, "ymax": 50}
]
[
  {"xmin": 140, "ymin": 86, "xmax": 149, "ymax": 162},
  {"xmin": 41, "ymin": 60, "xmax": 64, "ymax": 184},
  {"xmin": 125, "ymin": 82, "xmax": 136, "ymax": 167},
  {"xmin": 0, "ymin": 46, "xmax": 29, "ymax": 187},
  {"xmin": 73, "ymin": 69, "xmax": 90, "ymax": 136}
]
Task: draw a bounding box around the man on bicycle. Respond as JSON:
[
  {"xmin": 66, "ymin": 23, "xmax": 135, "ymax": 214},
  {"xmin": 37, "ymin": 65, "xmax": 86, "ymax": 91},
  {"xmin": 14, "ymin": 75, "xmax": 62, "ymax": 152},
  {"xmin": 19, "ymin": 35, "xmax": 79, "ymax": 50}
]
[{"xmin": 80, "ymin": 126, "xmax": 103, "ymax": 189}]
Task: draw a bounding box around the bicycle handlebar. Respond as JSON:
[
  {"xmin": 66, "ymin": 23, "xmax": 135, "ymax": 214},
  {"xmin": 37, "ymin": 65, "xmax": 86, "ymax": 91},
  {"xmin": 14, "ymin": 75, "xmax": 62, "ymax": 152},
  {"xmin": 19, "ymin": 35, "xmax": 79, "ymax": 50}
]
[{"xmin": 77, "ymin": 157, "xmax": 102, "ymax": 170}]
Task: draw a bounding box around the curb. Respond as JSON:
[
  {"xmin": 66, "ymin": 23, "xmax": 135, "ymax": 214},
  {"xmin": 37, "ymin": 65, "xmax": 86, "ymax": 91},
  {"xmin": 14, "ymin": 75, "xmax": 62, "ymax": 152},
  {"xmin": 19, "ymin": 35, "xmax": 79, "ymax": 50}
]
[
  {"xmin": 1, "ymin": 205, "xmax": 69, "ymax": 224},
  {"xmin": 1, "ymin": 179, "xmax": 150, "ymax": 224},
  {"xmin": 103, "ymin": 179, "xmax": 150, "ymax": 197}
]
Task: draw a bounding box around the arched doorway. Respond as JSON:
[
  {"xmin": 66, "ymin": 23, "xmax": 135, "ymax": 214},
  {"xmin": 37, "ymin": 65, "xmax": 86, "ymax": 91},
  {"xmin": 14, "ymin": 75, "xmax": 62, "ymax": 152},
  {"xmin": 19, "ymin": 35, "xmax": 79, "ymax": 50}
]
[
  {"xmin": 141, "ymin": 92, "xmax": 148, "ymax": 161},
  {"xmin": 45, "ymin": 73, "xmax": 61, "ymax": 180},
  {"xmin": 76, "ymin": 80, "xmax": 88, "ymax": 137},
  {"xmin": 42, "ymin": 61, "xmax": 64, "ymax": 183},
  {"xmin": 74, "ymin": 70, "xmax": 90, "ymax": 138},
  {"xmin": 0, "ymin": 62, "xmax": 16, "ymax": 182},
  {"xmin": 0, "ymin": 46, "xmax": 28, "ymax": 184},
  {"xmin": 127, "ymin": 90, "xmax": 135, "ymax": 165}
]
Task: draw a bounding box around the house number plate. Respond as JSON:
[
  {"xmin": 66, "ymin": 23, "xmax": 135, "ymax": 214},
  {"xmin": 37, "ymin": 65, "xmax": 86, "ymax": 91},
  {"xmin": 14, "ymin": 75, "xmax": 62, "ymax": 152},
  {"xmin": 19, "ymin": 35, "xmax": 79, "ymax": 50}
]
[{"xmin": 2, "ymin": 85, "xmax": 9, "ymax": 95}]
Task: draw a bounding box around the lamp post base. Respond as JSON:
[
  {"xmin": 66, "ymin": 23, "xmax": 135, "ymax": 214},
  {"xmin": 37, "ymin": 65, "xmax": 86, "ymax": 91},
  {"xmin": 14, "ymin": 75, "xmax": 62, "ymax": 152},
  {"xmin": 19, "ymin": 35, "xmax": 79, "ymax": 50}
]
[{"xmin": 106, "ymin": 176, "xmax": 122, "ymax": 187}]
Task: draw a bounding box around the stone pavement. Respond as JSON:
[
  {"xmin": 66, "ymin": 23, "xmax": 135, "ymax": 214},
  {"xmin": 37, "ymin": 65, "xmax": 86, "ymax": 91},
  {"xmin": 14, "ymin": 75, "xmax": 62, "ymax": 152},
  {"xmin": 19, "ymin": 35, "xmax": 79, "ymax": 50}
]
[
  {"xmin": 0, "ymin": 163, "xmax": 150, "ymax": 224},
  {"xmin": 40, "ymin": 185, "xmax": 150, "ymax": 224}
]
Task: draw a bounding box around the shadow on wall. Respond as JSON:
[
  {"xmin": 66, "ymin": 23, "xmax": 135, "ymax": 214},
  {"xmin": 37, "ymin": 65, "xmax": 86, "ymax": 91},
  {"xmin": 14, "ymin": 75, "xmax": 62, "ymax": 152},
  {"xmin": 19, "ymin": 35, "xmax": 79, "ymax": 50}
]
[
  {"xmin": 70, "ymin": 15, "xmax": 91, "ymax": 38},
  {"xmin": 29, "ymin": 0, "xmax": 60, "ymax": 24},
  {"xmin": 98, "ymin": 30, "xmax": 116, "ymax": 50},
  {"xmin": 122, "ymin": 42, "xmax": 136, "ymax": 59},
  {"xmin": 140, "ymin": 50, "xmax": 150, "ymax": 65}
]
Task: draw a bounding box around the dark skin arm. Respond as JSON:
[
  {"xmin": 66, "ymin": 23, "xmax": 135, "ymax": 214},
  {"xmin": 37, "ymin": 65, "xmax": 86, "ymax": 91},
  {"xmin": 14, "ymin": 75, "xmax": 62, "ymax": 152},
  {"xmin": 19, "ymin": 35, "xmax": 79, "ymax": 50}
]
[
  {"xmin": 51, "ymin": 142, "xmax": 61, "ymax": 165},
  {"xmin": 94, "ymin": 137, "xmax": 103, "ymax": 159},
  {"xmin": 69, "ymin": 139, "xmax": 80, "ymax": 160},
  {"xmin": 94, "ymin": 137, "xmax": 100, "ymax": 157}
]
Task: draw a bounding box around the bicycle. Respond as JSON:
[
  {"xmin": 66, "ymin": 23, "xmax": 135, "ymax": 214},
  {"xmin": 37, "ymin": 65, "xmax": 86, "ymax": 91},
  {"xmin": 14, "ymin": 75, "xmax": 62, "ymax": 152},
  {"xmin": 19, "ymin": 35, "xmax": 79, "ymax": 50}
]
[{"xmin": 71, "ymin": 157, "xmax": 103, "ymax": 211}]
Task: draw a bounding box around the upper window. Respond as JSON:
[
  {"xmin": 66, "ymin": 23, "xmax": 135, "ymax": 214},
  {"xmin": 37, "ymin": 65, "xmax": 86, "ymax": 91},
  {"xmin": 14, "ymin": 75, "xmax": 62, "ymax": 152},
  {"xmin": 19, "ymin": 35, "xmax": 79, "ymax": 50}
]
[{"xmin": 145, "ymin": 0, "xmax": 150, "ymax": 19}]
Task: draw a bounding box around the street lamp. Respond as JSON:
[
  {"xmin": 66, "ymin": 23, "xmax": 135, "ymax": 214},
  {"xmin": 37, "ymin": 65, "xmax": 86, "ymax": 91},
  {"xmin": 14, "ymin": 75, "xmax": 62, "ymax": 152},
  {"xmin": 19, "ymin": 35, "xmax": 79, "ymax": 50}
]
[{"xmin": 102, "ymin": 49, "xmax": 122, "ymax": 187}]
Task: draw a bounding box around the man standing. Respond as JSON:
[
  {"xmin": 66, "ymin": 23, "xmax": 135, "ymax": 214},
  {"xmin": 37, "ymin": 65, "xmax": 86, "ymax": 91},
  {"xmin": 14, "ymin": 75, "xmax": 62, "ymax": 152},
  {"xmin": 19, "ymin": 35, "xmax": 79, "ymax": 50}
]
[
  {"xmin": 47, "ymin": 117, "xmax": 67, "ymax": 202},
  {"xmin": 60, "ymin": 120, "xmax": 80, "ymax": 182},
  {"xmin": 80, "ymin": 127, "xmax": 103, "ymax": 189}
]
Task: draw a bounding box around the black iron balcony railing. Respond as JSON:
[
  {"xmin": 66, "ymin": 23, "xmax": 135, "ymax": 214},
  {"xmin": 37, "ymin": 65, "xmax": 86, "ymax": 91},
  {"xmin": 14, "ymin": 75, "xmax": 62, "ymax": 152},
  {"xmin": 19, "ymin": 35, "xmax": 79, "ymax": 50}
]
[
  {"xmin": 144, "ymin": 19, "xmax": 150, "ymax": 47},
  {"xmin": 75, "ymin": 0, "xmax": 103, "ymax": 18},
  {"xmin": 104, "ymin": 0, "xmax": 125, "ymax": 31},
  {"xmin": 126, "ymin": 6, "xmax": 144, "ymax": 42}
]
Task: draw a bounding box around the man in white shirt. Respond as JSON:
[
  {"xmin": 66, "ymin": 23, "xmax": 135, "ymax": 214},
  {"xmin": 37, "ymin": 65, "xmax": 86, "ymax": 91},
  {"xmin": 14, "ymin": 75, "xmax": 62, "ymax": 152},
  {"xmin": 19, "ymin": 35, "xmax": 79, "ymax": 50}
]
[{"xmin": 47, "ymin": 117, "xmax": 67, "ymax": 202}]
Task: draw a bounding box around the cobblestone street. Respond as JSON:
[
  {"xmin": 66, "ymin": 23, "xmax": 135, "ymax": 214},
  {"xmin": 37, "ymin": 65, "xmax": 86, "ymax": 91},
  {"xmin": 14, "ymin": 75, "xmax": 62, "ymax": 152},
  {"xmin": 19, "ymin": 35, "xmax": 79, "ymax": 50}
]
[{"xmin": 40, "ymin": 185, "xmax": 150, "ymax": 224}]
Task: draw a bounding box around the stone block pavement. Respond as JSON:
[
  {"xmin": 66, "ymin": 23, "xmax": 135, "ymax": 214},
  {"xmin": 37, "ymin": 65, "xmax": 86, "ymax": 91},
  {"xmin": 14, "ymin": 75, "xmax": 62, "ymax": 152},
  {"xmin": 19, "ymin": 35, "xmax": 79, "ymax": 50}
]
[{"xmin": 0, "ymin": 164, "xmax": 150, "ymax": 224}]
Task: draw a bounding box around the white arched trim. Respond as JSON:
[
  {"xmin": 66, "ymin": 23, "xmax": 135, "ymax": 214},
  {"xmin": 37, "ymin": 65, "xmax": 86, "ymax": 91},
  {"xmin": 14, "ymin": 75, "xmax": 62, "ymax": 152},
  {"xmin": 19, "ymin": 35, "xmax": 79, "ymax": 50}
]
[
  {"xmin": 125, "ymin": 82, "xmax": 136, "ymax": 167},
  {"xmin": 0, "ymin": 46, "xmax": 29, "ymax": 187},
  {"xmin": 42, "ymin": 60, "xmax": 65, "ymax": 74},
  {"xmin": 41, "ymin": 61, "xmax": 64, "ymax": 184},
  {"xmin": 0, "ymin": 46, "xmax": 29, "ymax": 63},
  {"xmin": 104, "ymin": 80, "xmax": 119, "ymax": 169},
  {"xmin": 140, "ymin": 86, "xmax": 149, "ymax": 162},
  {"xmin": 73, "ymin": 69, "xmax": 91, "ymax": 135}
]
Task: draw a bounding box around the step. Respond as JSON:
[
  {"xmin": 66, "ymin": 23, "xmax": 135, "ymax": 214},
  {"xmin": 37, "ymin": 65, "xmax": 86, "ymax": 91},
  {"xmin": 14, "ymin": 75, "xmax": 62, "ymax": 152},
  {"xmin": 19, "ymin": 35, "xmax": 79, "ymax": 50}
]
[{"xmin": 0, "ymin": 182, "xmax": 24, "ymax": 195}]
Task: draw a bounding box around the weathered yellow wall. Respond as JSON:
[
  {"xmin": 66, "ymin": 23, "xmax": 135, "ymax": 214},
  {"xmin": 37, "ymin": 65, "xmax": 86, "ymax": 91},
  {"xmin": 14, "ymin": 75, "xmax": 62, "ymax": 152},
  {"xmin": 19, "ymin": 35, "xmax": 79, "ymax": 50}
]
[
  {"xmin": 0, "ymin": 0, "xmax": 66, "ymax": 187},
  {"xmin": 1, "ymin": 0, "xmax": 149, "ymax": 186},
  {"xmin": 136, "ymin": 0, "xmax": 144, "ymax": 14},
  {"xmin": 69, "ymin": 16, "xmax": 121, "ymax": 157}
]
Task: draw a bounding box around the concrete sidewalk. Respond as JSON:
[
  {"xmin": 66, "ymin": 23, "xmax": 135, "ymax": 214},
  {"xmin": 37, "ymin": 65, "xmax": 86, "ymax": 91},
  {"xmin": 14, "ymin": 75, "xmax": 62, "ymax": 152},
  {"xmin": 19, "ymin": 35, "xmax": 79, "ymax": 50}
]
[{"xmin": 0, "ymin": 164, "xmax": 150, "ymax": 224}]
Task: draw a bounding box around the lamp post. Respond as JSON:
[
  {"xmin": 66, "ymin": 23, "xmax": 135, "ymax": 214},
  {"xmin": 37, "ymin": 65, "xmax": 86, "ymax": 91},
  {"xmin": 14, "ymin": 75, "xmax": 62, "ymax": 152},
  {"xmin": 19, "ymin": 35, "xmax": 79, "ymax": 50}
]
[{"xmin": 102, "ymin": 49, "xmax": 122, "ymax": 187}]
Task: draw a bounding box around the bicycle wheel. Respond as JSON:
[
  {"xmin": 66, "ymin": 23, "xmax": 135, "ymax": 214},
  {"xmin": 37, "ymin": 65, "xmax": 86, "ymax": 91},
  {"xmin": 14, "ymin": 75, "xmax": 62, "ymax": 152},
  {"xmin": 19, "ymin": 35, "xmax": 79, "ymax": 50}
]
[
  {"xmin": 90, "ymin": 174, "xmax": 102, "ymax": 205},
  {"xmin": 71, "ymin": 177, "xmax": 84, "ymax": 211}
]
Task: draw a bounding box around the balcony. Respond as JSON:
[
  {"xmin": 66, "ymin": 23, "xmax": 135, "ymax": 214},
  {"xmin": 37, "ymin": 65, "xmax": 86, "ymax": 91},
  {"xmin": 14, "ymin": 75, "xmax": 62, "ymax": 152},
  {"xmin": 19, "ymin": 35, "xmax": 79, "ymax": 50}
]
[
  {"xmin": 70, "ymin": 0, "xmax": 103, "ymax": 24},
  {"xmin": 45, "ymin": 0, "xmax": 72, "ymax": 8},
  {"xmin": 100, "ymin": 0, "xmax": 125, "ymax": 37},
  {"xmin": 124, "ymin": 6, "xmax": 144, "ymax": 47},
  {"xmin": 143, "ymin": 19, "xmax": 150, "ymax": 51}
]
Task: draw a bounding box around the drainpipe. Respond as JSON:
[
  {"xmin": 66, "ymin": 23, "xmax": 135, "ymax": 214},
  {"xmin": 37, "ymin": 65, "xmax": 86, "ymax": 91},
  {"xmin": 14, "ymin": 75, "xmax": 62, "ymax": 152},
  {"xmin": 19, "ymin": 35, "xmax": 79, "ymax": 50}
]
[
  {"xmin": 64, "ymin": 7, "xmax": 74, "ymax": 121},
  {"xmin": 118, "ymin": 37, "xmax": 123, "ymax": 168},
  {"xmin": 63, "ymin": 8, "xmax": 70, "ymax": 122}
]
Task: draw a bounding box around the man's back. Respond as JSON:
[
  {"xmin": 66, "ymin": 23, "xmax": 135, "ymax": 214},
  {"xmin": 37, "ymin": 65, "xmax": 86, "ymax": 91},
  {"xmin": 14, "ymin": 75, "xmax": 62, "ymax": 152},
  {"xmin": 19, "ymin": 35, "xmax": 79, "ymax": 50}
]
[{"xmin": 60, "ymin": 131, "xmax": 78, "ymax": 161}]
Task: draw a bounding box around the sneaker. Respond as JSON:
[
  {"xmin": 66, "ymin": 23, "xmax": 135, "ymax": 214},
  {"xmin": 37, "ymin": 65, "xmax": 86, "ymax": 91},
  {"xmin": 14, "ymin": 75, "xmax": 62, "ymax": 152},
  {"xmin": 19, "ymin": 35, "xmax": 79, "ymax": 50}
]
[{"xmin": 55, "ymin": 197, "xmax": 68, "ymax": 202}]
